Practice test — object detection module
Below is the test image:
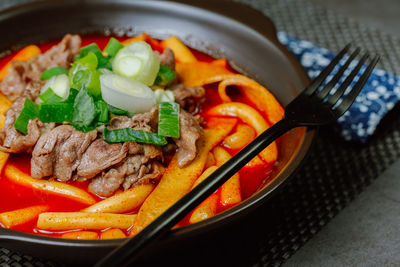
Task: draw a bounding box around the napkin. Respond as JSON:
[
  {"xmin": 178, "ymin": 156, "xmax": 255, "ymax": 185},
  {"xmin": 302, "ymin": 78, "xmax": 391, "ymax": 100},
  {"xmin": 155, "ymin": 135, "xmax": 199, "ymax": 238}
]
[{"xmin": 277, "ymin": 31, "xmax": 400, "ymax": 142}]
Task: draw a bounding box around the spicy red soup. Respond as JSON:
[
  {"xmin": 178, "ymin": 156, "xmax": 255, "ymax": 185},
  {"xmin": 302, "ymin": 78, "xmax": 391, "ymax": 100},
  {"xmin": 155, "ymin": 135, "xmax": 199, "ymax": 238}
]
[{"xmin": 0, "ymin": 34, "xmax": 283, "ymax": 239}]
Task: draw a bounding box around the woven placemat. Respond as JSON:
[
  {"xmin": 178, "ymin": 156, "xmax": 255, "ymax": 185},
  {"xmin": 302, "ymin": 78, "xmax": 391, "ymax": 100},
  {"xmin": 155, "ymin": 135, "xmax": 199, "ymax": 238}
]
[
  {"xmin": 1, "ymin": 0, "xmax": 400, "ymax": 266},
  {"xmin": 235, "ymin": 0, "xmax": 400, "ymax": 266}
]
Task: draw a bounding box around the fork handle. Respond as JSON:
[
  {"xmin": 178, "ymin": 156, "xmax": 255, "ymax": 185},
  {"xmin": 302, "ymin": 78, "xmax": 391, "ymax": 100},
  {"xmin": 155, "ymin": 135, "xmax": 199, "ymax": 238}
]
[{"xmin": 95, "ymin": 118, "xmax": 296, "ymax": 267}]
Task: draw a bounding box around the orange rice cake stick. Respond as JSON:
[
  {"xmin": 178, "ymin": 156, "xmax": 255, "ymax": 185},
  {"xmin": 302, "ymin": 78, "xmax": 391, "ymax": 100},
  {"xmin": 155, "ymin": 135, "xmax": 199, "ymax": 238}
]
[
  {"xmin": 204, "ymin": 152, "xmax": 216, "ymax": 169},
  {"xmin": 208, "ymin": 102, "xmax": 278, "ymax": 164},
  {"xmin": 0, "ymin": 45, "xmax": 41, "ymax": 81},
  {"xmin": 213, "ymin": 146, "xmax": 242, "ymax": 207},
  {"xmin": 100, "ymin": 228, "xmax": 126, "ymax": 239},
  {"xmin": 189, "ymin": 194, "xmax": 219, "ymax": 224},
  {"xmin": 0, "ymin": 93, "xmax": 13, "ymax": 172},
  {"xmin": 245, "ymin": 154, "xmax": 265, "ymax": 168},
  {"xmin": 61, "ymin": 231, "xmax": 98, "ymax": 240},
  {"xmin": 161, "ymin": 36, "xmax": 197, "ymax": 63},
  {"xmin": 0, "ymin": 152, "xmax": 9, "ymax": 173},
  {"xmin": 0, "ymin": 205, "xmax": 49, "ymax": 228},
  {"xmin": 130, "ymin": 118, "xmax": 237, "ymax": 235},
  {"xmin": 189, "ymin": 166, "xmax": 219, "ymax": 224},
  {"xmin": 37, "ymin": 212, "xmax": 137, "ymax": 231},
  {"xmin": 4, "ymin": 165, "xmax": 96, "ymax": 205},
  {"xmin": 82, "ymin": 183, "xmax": 154, "ymax": 213},
  {"xmin": 0, "ymin": 93, "xmax": 12, "ymax": 115},
  {"xmin": 122, "ymin": 33, "xmax": 149, "ymax": 45},
  {"xmin": 0, "ymin": 114, "xmax": 5, "ymax": 129}
]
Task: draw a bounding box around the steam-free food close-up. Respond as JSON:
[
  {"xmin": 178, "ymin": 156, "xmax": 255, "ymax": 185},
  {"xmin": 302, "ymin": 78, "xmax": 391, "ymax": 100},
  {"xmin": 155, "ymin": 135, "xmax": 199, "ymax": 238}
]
[{"xmin": 0, "ymin": 33, "xmax": 284, "ymax": 240}]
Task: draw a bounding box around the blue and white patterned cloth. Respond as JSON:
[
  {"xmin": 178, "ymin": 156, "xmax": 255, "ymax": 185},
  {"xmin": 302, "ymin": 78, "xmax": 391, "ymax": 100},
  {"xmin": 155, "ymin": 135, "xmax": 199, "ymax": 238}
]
[{"xmin": 277, "ymin": 31, "xmax": 400, "ymax": 142}]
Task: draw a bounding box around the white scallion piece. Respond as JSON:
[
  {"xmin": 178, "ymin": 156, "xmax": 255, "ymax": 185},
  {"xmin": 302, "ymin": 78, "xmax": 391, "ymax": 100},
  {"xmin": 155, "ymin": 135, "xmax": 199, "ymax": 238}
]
[
  {"xmin": 100, "ymin": 73, "xmax": 156, "ymax": 114},
  {"xmin": 40, "ymin": 74, "xmax": 70, "ymax": 99},
  {"xmin": 112, "ymin": 41, "xmax": 160, "ymax": 86},
  {"xmin": 154, "ymin": 89, "xmax": 175, "ymax": 104}
]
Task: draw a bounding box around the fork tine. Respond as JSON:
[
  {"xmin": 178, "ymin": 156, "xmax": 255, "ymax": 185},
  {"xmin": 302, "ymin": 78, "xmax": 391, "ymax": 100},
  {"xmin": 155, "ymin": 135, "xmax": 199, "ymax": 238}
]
[
  {"xmin": 316, "ymin": 47, "xmax": 361, "ymax": 99},
  {"xmin": 303, "ymin": 44, "xmax": 351, "ymax": 95},
  {"xmin": 327, "ymin": 52, "xmax": 369, "ymax": 106},
  {"xmin": 335, "ymin": 55, "xmax": 380, "ymax": 117}
]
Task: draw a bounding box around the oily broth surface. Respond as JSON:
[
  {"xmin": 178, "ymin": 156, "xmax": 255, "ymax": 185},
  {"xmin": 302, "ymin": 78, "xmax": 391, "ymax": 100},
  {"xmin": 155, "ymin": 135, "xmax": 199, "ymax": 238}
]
[{"xmin": 0, "ymin": 35, "xmax": 277, "ymax": 237}]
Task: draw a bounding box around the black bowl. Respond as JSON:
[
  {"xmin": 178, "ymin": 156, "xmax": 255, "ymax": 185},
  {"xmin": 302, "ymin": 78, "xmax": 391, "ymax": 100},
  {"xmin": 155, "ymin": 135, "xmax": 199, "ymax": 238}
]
[{"xmin": 0, "ymin": 0, "xmax": 314, "ymax": 264}]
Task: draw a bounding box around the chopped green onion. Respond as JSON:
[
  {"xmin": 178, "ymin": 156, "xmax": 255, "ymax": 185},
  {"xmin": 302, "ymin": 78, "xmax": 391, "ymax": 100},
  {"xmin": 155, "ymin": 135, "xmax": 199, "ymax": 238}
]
[
  {"xmin": 65, "ymin": 88, "xmax": 79, "ymax": 103},
  {"xmin": 40, "ymin": 74, "xmax": 70, "ymax": 99},
  {"xmin": 103, "ymin": 128, "xmax": 167, "ymax": 146},
  {"xmin": 39, "ymin": 88, "xmax": 64, "ymax": 103},
  {"xmin": 158, "ymin": 102, "xmax": 180, "ymax": 138},
  {"xmin": 70, "ymin": 123, "xmax": 97, "ymax": 133},
  {"xmin": 104, "ymin": 38, "xmax": 124, "ymax": 58},
  {"xmin": 108, "ymin": 105, "xmax": 134, "ymax": 118},
  {"xmin": 95, "ymin": 100, "xmax": 109, "ymax": 123},
  {"xmin": 108, "ymin": 104, "xmax": 129, "ymax": 115},
  {"xmin": 38, "ymin": 103, "xmax": 73, "ymax": 123},
  {"xmin": 40, "ymin": 67, "xmax": 68, "ymax": 81},
  {"xmin": 98, "ymin": 68, "xmax": 113, "ymax": 75},
  {"xmin": 72, "ymin": 88, "xmax": 96, "ymax": 127},
  {"xmin": 154, "ymin": 89, "xmax": 175, "ymax": 104},
  {"xmin": 155, "ymin": 65, "xmax": 176, "ymax": 86},
  {"xmin": 69, "ymin": 52, "xmax": 101, "ymax": 97},
  {"xmin": 14, "ymin": 98, "xmax": 40, "ymax": 134},
  {"xmin": 79, "ymin": 43, "xmax": 112, "ymax": 70},
  {"xmin": 73, "ymin": 51, "xmax": 98, "ymax": 69},
  {"xmin": 112, "ymin": 41, "xmax": 160, "ymax": 86}
]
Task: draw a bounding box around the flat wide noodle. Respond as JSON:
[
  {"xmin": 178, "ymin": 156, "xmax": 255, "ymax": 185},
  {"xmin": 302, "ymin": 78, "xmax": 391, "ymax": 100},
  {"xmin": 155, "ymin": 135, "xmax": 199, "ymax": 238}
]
[
  {"xmin": 130, "ymin": 117, "xmax": 237, "ymax": 235},
  {"xmin": 217, "ymin": 74, "xmax": 284, "ymax": 125},
  {"xmin": 176, "ymin": 61, "xmax": 232, "ymax": 87},
  {"xmin": 208, "ymin": 102, "xmax": 278, "ymax": 164},
  {"xmin": 176, "ymin": 61, "xmax": 283, "ymax": 126}
]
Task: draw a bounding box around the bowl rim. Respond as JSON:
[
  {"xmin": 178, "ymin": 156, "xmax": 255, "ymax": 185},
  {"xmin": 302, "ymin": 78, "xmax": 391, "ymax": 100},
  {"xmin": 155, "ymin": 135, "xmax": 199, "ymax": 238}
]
[{"xmin": 0, "ymin": 0, "xmax": 315, "ymax": 249}]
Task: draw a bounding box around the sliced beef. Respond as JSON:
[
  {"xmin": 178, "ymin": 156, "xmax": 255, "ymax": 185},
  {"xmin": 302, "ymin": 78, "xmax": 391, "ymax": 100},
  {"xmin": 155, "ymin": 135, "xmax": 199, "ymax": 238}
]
[
  {"xmin": 0, "ymin": 34, "xmax": 81, "ymax": 101},
  {"xmin": 108, "ymin": 115, "xmax": 134, "ymax": 129},
  {"xmin": 31, "ymin": 125, "xmax": 97, "ymax": 181},
  {"xmin": 0, "ymin": 97, "xmax": 42, "ymax": 153},
  {"xmin": 156, "ymin": 48, "xmax": 175, "ymax": 71},
  {"xmin": 131, "ymin": 106, "xmax": 158, "ymax": 132},
  {"xmin": 87, "ymin": 168, "xmax": 125, "ymax": 197},
  {"xmin": 88, "ymin": 147, "xmax": 163, "ymax": 197},
  {"xmin": 122, "ymin": 161, "xmax": 163, "ymax": 190},
  {"xmin": 128, "ymin": 141, "xmax": 163, "ymax": 159},
  {"xmin": 169, "ymin": 83, "xmax": 205, "ymax": 113},
  {"xmin": 77, "ymin": 139, "xmax": 128, "ymax": 179},
  {"xmin": 24, "ymin": 80, "xmax": 43, "ymax": 101},
  {"xmin": 36, "ymin": 34, "xmax": 81, "ymax": 69},
  {"xmin": 109, "ymin": 107, "xmax": 158, "ymax": 132},
  {"xmin": 87, "ymin": 106, "xmax": 164, "ymax": 196},
  {"xmin": 174, "ymin": 109, "xmax": 203, "ymax": 167}
]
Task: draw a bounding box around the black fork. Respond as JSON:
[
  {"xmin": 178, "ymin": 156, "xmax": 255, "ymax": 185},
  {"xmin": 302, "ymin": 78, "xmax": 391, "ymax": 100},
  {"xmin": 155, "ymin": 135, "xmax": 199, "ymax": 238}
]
[
  {"xmin": 285, "ymin": 45, "xmax": 379, "ymax": 126},
  {"xmin": 95, "ymin": 46, "xmax": 379, "ymax": 267}
]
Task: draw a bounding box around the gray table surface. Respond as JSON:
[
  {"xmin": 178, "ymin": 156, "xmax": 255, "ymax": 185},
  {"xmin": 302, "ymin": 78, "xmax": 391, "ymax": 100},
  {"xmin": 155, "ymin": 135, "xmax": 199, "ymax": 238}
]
[
  {"xmin": 0, "ymin": 0, "xmax": 399, "ymax": 266},
  {"xmin": 284, "ymin": 0, "xmax": 400, "ymax": 266}
]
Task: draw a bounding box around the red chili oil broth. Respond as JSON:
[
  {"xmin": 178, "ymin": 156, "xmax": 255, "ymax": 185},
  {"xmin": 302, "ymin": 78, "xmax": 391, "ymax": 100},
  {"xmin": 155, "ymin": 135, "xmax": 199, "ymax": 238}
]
[{"xmin": 0, "ymin": 35, "xmax": 279, "ymax": 237}]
